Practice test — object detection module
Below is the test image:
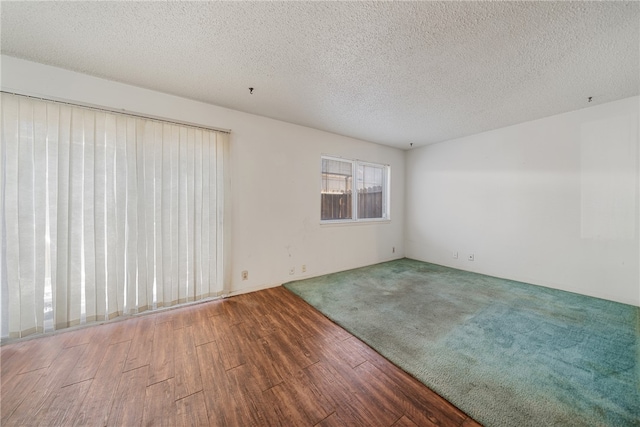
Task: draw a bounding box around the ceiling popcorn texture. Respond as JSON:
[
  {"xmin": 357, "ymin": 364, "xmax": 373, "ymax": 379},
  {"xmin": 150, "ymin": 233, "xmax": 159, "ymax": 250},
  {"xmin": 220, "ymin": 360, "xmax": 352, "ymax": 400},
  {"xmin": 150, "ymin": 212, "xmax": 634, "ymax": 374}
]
[{"xmin": 1, "ymin": 1, "xmax": 638, "ymax": 149}]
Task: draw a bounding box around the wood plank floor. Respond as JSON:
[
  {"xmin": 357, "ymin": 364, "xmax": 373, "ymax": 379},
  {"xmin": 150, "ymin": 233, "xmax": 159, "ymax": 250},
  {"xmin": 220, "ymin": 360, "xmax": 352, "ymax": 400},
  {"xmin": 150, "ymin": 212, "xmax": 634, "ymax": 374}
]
[{"xmin": 1, "ymin": 286, "xmax": 481, "ymax": 426}]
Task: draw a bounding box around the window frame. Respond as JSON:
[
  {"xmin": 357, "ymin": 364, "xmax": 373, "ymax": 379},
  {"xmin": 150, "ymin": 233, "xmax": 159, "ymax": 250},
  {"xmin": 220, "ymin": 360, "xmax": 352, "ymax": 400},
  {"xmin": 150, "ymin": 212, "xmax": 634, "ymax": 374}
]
[{"xmin": 320, "ymin": 155, "xmax": 390, "ymax": 224}]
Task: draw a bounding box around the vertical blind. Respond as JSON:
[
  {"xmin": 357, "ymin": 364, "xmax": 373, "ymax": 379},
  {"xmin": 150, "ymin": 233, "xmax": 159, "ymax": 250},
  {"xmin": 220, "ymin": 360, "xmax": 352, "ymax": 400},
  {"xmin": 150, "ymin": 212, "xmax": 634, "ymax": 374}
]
[{"xmin": 1, "ymin": 93, "xmax": 228, "ymax": 339}]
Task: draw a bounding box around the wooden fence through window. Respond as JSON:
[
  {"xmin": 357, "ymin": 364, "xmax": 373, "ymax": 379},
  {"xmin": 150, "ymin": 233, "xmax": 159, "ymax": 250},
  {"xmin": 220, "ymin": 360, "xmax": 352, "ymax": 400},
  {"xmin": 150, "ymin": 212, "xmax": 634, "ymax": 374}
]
[{"xmin": 321, "ymin": 186, "xmax": 383, "ymax": 220}]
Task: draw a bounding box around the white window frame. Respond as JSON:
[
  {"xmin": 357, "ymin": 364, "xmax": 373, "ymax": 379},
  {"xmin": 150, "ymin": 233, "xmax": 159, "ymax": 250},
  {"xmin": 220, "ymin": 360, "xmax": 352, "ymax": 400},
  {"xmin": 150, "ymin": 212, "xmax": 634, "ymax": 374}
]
[{"xmin": 320, "ymin": 155, "xmax": 390, "ymax": 224}]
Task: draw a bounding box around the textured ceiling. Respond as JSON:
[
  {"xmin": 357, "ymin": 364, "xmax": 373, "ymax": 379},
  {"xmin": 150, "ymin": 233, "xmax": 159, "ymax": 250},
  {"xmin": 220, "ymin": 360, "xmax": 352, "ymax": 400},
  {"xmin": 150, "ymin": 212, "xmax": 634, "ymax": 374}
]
[{"xmin": 1, "ymin": 1, "xmax": 638, "ymax": 149}]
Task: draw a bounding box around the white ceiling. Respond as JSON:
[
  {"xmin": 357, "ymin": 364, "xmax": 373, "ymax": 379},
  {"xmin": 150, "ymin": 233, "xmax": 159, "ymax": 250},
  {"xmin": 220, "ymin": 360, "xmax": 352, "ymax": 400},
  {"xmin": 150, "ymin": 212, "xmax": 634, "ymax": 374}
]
[{"xmin": 1, "ymin": 1, "xmax": 638, "ymax": 149}]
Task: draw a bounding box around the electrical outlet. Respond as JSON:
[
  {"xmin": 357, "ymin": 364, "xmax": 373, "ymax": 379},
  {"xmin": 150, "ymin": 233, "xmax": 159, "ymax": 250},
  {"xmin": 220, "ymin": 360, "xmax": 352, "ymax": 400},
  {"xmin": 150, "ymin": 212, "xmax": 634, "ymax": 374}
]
[
  {"xmin": 453, "ymin": 251, "xmax": 458, "ymax": 259},
  {"xmin": 289, "ymin": 267, "xmax": 295, "ymax": 275},
  {"xmin": 301, "ymin": 265, "xmax": 306, "ymax": 273},
  {"xmin": 468, "ymin": 254, "xmax": 474, "ymax": 261},
  {"xmin": 241, "ymin": 270, "xmax": 248, "ymax": 280}
]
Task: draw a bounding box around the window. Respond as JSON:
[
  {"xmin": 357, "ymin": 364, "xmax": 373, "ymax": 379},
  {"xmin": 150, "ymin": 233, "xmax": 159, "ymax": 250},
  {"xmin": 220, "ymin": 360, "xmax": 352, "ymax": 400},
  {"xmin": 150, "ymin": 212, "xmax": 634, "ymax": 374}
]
[
  {"xmin": 321, "ymin": 156, "xmax": 389, "ymax": 222},
  {"xmin": 1, "ymin": 92, "xmax": 228, "ymax": 339},
  {"xmin": 321, "ymin": 158, "xmax": 353, "ymax": 220}
]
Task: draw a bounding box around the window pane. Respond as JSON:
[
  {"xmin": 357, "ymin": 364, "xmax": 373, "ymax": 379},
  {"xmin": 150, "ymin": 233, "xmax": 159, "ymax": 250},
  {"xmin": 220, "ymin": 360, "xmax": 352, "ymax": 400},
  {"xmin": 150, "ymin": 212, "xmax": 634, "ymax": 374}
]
[
  {"xmin": 357, "ymin": 164, "xmax": 385, "ymax": 219},
  {"xmin": 321, "ymin": 158, "xmax": 353, "ymax": 220}
]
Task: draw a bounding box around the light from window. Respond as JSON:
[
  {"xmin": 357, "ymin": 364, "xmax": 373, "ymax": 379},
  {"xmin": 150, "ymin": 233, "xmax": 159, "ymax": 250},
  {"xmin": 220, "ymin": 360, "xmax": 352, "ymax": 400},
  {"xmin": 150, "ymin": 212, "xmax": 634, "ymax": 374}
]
[
  {"xmin": 0, "ymin": 92, "xmax": 227, "ymax": 339},
  {"xmin": 321, "ymin": 156, "xmax": 389, "ymax": 222}
]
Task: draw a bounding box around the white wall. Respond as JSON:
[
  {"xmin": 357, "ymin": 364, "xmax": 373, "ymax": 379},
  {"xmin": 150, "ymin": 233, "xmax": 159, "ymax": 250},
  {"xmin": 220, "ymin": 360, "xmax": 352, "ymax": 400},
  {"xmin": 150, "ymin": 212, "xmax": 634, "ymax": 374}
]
[
  {"xmin": 405, "ymin": 96, "xmax": 640, "ymax": 306},
  {"xmin": 1, "ymin": 55, "xmax": 405, "ymax": 295}
]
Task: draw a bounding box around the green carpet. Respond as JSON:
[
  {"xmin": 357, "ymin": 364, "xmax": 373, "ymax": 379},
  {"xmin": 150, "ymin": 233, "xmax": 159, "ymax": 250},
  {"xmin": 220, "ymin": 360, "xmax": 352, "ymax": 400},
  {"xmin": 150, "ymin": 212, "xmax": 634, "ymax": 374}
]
[{"xmin": 284, "ymin": 258, "xmax": 640, "ymax": 427}]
